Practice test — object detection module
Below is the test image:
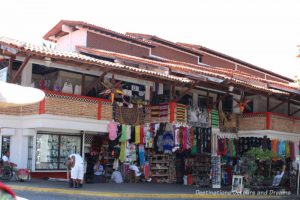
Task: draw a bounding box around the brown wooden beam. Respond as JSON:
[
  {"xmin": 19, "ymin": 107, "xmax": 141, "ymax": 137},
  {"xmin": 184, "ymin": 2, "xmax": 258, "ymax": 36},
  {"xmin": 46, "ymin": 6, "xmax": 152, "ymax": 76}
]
[
  {"xmin": 214, "ymin": 92, "xmax": 229, "ymax": 108},
  {"xmin": 269, "ymin": 100, "xmax": 285, "ymax": 112},
  {"xmin": 290, "ymin": 108, "xmax": 300, "ymax": 116},
  {"xmin": 7, "ymin": 58, "xmax": 13, "ymax": 83},
  {"xmin": 81, "ymin": 74, "xmax": 85, "ymax": 96},
  {"xmin": 82, "ymin": 70, "xmax": 111, "ymax": 96},
  {"xmin": 12, "ymin": 56, "xmax": 31, "ymax": 83},
  {"xmin": 173, "ymin": 81, "xmax": 198, "ymax": 102}
]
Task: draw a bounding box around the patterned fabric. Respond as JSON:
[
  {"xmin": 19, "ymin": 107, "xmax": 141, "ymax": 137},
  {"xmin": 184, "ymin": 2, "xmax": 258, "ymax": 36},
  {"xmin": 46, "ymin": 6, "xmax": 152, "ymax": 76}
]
[
  {"xmin": 114, "ymin": 105, "xmax": 144, "ymax": 125},
  {"xmin": 175, "ymin": 104, "xmax": 187, "ymax": 122},
  {"xmin": 135, "ymin": 126, "xmax": 140, "ymax": 144},
  {"xmin": 151, "ymin": 103, "xmax": 169, "ymax": 122},
  {"xmin": 139, "ymin": 144, "xmax": 145, "ymax": 166},
  {"xmin": 163, "ymin": 131, "xmax": 174, "ymax": 154},
  {"xmin": 188, "ymin": 107, "xmax": 210, "ymax": 127}
]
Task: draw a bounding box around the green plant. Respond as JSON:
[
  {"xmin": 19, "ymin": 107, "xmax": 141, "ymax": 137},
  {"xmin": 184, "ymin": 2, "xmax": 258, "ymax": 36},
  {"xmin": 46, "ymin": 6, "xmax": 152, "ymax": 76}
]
[{"xmin": 245, "ymin": 147, "xmax": 274, "ymax": 161}]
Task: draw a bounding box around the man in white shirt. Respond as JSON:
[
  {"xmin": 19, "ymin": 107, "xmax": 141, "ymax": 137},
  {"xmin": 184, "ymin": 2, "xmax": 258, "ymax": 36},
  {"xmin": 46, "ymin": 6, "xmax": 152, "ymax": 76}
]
[
  {"xmin": 2, "ymin": 151, "xmax": 9, "ymax": 164},
  {"xmin": 129, "ymin": 161, "xmax": 151, "ymax": 182},
  {"xmin": 69, "ymin": 153, "xmax": 84, "ymax": 188},
  {"xmin": 272, "ymin": 165, "xmax": 285, "ymax": 187}
]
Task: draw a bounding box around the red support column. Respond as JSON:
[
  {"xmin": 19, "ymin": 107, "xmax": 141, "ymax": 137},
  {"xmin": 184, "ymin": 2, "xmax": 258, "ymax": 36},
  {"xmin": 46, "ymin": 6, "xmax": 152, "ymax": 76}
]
[
  {"xmin": 170, "ymin": 102, "xmax": 176, "ymax": 123},
  {"xmin": 97, "ymin": 100, "xmax": 102, "ymax": 120},
  {"xmin": 39, "ymin": 98, "xmax": 46, "ymax": 114},
  {"xmin": 266, "ymin": 112, "xmax": 271, "ymax": 129}
]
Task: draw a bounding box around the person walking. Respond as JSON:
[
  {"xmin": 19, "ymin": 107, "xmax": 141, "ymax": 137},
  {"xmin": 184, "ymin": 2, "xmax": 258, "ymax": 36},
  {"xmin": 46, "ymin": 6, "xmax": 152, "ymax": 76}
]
[{"xmin": 69, "ymin": 153, "xmax": 84, "ymax": 188}]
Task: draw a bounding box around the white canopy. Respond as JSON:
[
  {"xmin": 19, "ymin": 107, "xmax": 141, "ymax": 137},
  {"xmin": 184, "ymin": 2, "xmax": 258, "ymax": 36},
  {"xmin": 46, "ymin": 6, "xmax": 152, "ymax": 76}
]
[{"xmin": 0, "ymin": 82, "xmax": 45, "ymax": 107}]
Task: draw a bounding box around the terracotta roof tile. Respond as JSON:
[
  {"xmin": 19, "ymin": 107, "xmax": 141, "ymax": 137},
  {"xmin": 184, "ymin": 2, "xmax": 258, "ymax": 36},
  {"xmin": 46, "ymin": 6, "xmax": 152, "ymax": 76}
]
[
  {"xmin": 0, "ymin": 37, "xmax": 190, "ymax": 84},
  {"xmin": 76, "ymin": 46, "xmax": 291, "ymax": 95},
  {"xmin": 43, "ymin": 20, "xmax": 154, "ymax": 47}
]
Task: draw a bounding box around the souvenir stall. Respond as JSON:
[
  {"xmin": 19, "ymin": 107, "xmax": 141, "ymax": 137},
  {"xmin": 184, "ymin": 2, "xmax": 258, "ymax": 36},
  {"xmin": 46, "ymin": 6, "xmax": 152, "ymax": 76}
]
[
  {"xmin": 238, "ymin": 131, "xmax": 300, "ymax": 189},
  {"xmin": 215, "ymin": 111, "xmax": 239, "ymax": 187}
]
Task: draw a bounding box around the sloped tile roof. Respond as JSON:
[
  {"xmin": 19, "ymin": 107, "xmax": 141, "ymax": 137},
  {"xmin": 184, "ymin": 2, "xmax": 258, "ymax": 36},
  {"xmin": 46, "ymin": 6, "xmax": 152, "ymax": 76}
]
[
  {"xmin": 43, "ymin": 20, "xmax": 154, "ymax": 47},
  {"xmin": 0, "ymin": 37, "xmax": 191, "ymax": 84},
  {"xmin": 76, "ymin": 46, "xmax": 294, "ymax": 95}
]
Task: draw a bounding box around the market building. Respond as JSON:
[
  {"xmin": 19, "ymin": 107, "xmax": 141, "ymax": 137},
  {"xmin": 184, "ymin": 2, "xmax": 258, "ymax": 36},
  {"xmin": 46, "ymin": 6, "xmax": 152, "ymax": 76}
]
[{"xmin": 0, "ymin": 20, "xmax": 299, "ymax": 189}]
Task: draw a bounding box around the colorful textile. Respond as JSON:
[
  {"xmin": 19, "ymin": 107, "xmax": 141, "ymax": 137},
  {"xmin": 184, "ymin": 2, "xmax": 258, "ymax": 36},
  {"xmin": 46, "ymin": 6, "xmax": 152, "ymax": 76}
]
[
  {"xmin": 290, "ymin": 141, "xmax": 295, "ymax": 160},
  {"xmin": 139, "ymin": 144, "xmax": 145, "ymax": 165},
  {"xmin": 163, "ymin": 131, "xmax": 174, "ymax": 154},
  {"xmin": 189, "ymin": 128, "xmax": 195, "ymax": 151},
  {"xmin": 119, "ymin": 142, "xmax": 126, "ymax": 162},
  {"xmin": 126, "ymin": 125, "xmax": 131, "ymax": 140},
  {"xmin": 191, "ymin": 131, "xmax": 198, "ymax": 155},
  {"xmin": 140, "ymin": 125, "xmax": 145, "ymax": 144},
  {"xmin": 135, "ymin": 126, "xmax": 140, "ymax": 144},
  {"xmin": 119, "ymin": 125, "xmax": 127, "ymax": 142},
  {"xmin": 108, "ymin": 121, "xmax": 118, "ymax": 141},
  {"xmin": 182, "ymin": 127, "xmax": 188, "ymax": 150},
  {"xmin": 278, "ymin": 140, "xmax": 286, "ymax": 156},
  {"xmin": 286, "ymin": 142, "xmax": 290, "ymax": 158},
  {"xmin": 271, "ymin": 139, "xmax": 278, "ymax": 159}
]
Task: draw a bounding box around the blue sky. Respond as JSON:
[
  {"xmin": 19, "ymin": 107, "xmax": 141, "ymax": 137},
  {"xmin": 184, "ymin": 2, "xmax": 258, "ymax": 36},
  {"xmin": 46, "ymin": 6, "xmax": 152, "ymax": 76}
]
[{"xmin": 1, "ymin": 0, "xmax": 300, "ymax": 79}]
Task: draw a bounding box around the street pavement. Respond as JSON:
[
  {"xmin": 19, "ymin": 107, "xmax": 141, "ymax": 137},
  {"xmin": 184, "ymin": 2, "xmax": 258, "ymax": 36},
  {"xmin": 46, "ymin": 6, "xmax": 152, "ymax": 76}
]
[{"xmin": 3, "ymin": 179, "xmax": 299, "ymax": 200}]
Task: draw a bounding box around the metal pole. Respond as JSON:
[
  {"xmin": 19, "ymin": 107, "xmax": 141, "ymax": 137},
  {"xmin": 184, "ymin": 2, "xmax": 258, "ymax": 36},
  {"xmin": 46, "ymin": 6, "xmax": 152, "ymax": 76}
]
[{"xmin": 297, "ymin": 162, "xmax": 300, "ymax": 196}]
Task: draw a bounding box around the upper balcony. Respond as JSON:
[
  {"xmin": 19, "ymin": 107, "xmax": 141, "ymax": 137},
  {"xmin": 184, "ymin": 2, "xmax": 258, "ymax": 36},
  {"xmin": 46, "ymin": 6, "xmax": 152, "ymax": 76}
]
[
  {"xmin": 0, "ymin": 90, "xmax": 112, "ymax": 121},
  {"xmin": 239, "ymin": 112, "xmax": 300, "ymax": 134}
]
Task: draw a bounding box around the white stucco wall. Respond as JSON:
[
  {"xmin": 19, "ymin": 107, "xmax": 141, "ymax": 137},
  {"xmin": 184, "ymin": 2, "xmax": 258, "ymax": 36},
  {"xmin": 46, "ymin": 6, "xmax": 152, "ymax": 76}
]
[{"xmin": 56, "ymin": 29, "xmax": 87, "ymax": 52}]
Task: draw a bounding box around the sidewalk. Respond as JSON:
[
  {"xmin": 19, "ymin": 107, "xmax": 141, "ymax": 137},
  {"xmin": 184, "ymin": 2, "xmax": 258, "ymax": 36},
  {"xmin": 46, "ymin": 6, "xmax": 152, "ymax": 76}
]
[{"xmin": 4, "ymin": 179, "xmax": 292, "ymax": 199}]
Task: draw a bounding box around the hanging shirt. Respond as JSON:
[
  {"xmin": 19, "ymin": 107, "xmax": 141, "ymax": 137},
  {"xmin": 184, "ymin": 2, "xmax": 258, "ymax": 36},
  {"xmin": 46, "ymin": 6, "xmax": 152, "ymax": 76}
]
[
  {"xmin": 108, "ymin": 121, "xmax": 118, "ymax": 141},
  {"xmin": 139, "ymin": 144, "xmax": 145, "ymax": 166},
  {"xmin": 119, "ymin": 142, "xmax": 126, "ymax": 162},
  {"xmin": 126, "ymin": 125, "xmax": 131, "ymax": 140},
  {"xmin": 163, "ymin": 131, "xmax": 173, "ymax": 154},
  {"xmin": 119, "ymin": 125, "xmax": 127, "ymax": 142},
  {"xmin": 286, "ymin": 141, "xmax": 290, "ymax": 158},
  {"xmin": 135, "ymin": 126, "xmax": 140, "ymax": 144},
  {"xmin": 271, "ymin": 139, "xmax": 278, "ymax": 159},
  {"xmin": 290, "ymin": 141, "xmax": 295, "ymax": 160},
  {"xmin": 140, "ymin": 125, "xmax": 145, "ymax": 144}
]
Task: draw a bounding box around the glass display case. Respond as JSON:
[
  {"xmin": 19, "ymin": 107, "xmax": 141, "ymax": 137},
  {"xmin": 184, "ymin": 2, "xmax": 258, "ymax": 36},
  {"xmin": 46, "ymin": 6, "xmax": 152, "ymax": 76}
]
[{"xmin": 35, "ymin": 133, "xmax": 82, "ymax": 170}]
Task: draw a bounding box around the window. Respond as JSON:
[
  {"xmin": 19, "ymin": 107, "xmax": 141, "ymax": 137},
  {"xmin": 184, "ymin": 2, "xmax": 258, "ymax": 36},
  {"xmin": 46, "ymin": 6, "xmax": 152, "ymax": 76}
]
[
  {"xmin": 1, "ymin": 136, "xmax": 10, "ymax": 156},
  {"xmin": 222, "ymin": 95, "xmax": 233, "ymax": 112},
  {"xmin": 198, "ymin": 55, "xmax": 203, "ymax": 63},
  {"xmin": 198, "ymin": 95, "xmax": 213, "ymax": 109},
  {"xmin": 35, "ymin": 133, "xmax": 82, "ymax": 170}
]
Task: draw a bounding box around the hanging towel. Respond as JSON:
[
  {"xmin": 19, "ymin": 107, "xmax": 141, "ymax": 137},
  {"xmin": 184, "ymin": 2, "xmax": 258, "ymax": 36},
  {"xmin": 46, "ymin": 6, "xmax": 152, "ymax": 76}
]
[
  {"xmin": 135, "ymin": 126, "xmax": 140, "ymax": 144},
  {"xmin": 290, "ymin": 141, "xmax": 295, "ymax": 160},
  {"xmin": 108, "ymin": 121, "xmax": 118, "ymax": 141},
  {"xmin": 286, "ymin": 141, "xmax": 290, "ymax": 158},
  {"xmin": 140, "ymin": 125, "xmax": 145, "ymax": 144},
  {"xmin": 119, "ymin": 125, "xmax": 127, "ymax": 142},
  {"xmin": 271, "ymin": 139, "xmax": 278, "ymax": 159},
  {"xmin": 139, "ymin": 144, "xmax": 145, "ymax": 166},
  {"xmin": 119, "ymin": 142, "xmax": 126, "ymax": 162},
  {"xmin": 126, "ymin": 125, "xmax": 131, "ymax": 140}
]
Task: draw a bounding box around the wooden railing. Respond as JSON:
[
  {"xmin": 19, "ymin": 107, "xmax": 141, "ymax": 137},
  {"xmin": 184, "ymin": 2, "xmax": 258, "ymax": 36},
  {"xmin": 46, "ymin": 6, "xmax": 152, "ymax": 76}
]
[{"xmin": 239, "ymin": 112, "xmax": 300, "ymax": 133}]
